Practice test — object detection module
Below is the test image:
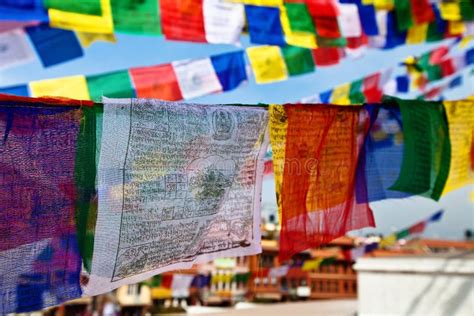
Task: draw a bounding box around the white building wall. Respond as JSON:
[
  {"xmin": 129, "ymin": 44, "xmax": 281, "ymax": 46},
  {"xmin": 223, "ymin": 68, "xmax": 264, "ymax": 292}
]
[{"xmin": 355, "ymin": 253, "xmax": 474, "ymax": 316}]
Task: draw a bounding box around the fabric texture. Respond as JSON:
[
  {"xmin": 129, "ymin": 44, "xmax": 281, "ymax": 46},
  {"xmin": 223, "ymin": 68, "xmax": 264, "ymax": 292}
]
[
  {"xmin": 0, "ymin": 98, "xmax": 83, "ymax": 313},
  {"xmin": 272, "ymin": 104, "xmax": 374, "ymax": 260},
  {"xmin": 85, "ymin": 98, "xmax": 269, "ymax": 295}
]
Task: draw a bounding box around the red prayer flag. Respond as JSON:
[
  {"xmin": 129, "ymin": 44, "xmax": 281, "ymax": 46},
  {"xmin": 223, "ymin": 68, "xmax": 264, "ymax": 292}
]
[
  {"xmin": 312, "ymin": 47, "xmax": 344, "ymax": 66},
  {"xmin": 278, "ymin": 105, "xmax": 374, "ymax": 260},
  {"xmin": 161, "ymin": 274, "xmax": 174, "ymax": 289},
  {"xmin": 347, "ymin": 35, "xmax": 368, "ymax": 49},
  {"xmin": 306, "ymin": 0, "xmax": 339, "ymax": 17},
  {"xmin": 363, "ymin": 73, "xmax": 382, "ymax": 103},
  {"xmin": 408, "ymin": 221, "xmax": 426, "ymax": 234},
  {"xmin": 429, "ymin": 46, "xmax": 449, "ymax": 65},
  {"xmin": 410, "ymin": 0, "xmax": 435, "ymax": 24},
  {"xmin": 130, "ymin": 64, "xmax": 184, "ymax": 101},
  {"xmin": 439, "ymin": 58, "xmax": 456, "ymax": 77},
  {"xmin": 160, "ymin": 0, "xmax": 206, "ymax": 42},
  {"xmin": 313, "ymin": 16, "xmax": 341, "ymax": 38}
]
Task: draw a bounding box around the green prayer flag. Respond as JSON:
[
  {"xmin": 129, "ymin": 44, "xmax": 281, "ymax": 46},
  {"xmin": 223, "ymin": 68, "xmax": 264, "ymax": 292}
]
[
  {"xmin": 394, "ymin": 0, "xmax": 413, "ymax": 31},
  {"xmin": 111, "ymin": 0, "xmax": 161, "ymax": 34},
  {"xmin": 396, "ymin": 229, "xmax": 410, "ymax": 240},
  {"xmin": 425, "ymin": 65, "xmax": 443, "ymax": 81},
  {"xmin": 460, "ymin": 0, "xmax": 474, "ymax": 20},
  {"xmin": 386, "ymin": 97, "xmax": 451, "ymax": 201},
  {"xmin": 321, "ymin": 257, "xmax": 336, "ymax": 266},
  {"xmin": 86, "ymin": 70, "xmax": 135, "ymax": 101},
  {"xmin": 426, "ymin": 23, "xmax": 444, "ymax": 42},
  {"xmin": 44, "ymin": 0, "xmax": 102, "ymax": 15},
  {"xmin": 285, "ymin": 3, "xmax": 315, "ymax": 34},
  {"xmin": 417, "ymin": 53, "xmax": 431, "ymax": 71},
  {"xmin": 349, "ymin": 79, "xmax": 365, "ymax": 104},
  {"xmin": 281, "ymin": 46, "xmax": 315, "ymax": 76}
]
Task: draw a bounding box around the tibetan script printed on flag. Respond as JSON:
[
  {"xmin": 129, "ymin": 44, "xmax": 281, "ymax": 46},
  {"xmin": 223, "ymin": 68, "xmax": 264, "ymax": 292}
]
[{"xmin": 86, "ymin": 98, "xmax": 268, "ymax": 295}]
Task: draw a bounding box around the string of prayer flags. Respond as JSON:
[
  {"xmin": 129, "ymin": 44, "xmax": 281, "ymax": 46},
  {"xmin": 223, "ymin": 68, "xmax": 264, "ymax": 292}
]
[
  {"xmin": 84, "ymin": 98, "xmax": 269, "ymax": 295},
  {"xmin": 0, "ymin": 29, "xmax": 35, "ymax": 70},
  {"xmin": 25, "ymin": 24, "xmax": 84, "ymax": 67},
  {"xmin": 272, "ymin": 104, "xmax": 375, "ymax": 260},
  {"xmin": 442, "ymin": 100, "xmax": 474, "ymax": 194},
  {"xmin": 385, "ymin": 97, "xmax": 451, "ymax": 201},
  {"xmin": 0, "ymin": 95, "xmax": 94, "ymax": 313}
]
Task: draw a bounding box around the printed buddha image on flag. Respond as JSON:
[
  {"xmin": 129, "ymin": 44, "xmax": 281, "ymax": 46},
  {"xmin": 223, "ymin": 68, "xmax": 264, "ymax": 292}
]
[
  {"xmin": 0, "ymin": 96, "xmax": 85, "ymax": 313},
  {"xmin": 271, "ymin": 104, "xmax": 375, "ymax": 260},
  {"xmin": 85, "ymin": 98, "xmax": 269, "ymax": 295}
]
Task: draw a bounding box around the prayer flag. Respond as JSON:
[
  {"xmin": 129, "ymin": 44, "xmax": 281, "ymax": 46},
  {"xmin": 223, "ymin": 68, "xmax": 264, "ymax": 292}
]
[
  {"xmin": 160, "ymin": 0, "xmax": 206, "ymax": 42},
  {"xmin": 0, "ymin": 85, "xmax": 29, "ymax": 97},
  {"xmin": 203, "ymin": 0, "xmax": 244, "ymax": 44},
  {"xmin": 211, "ymin": 51, "xmax": 248, "ymax": 91},
  {"xmin": 247, "ymin": 46, "xmax": 288, "ymax": 84},
  {"xmin": 349, "ymin": 79, "xmax": 365, "ymax": 104},
  {"xmin": 0, "ymin": 0, "xmax": 48, "ymax": 21},
  {"xmin": 86, "ymin": 70, "xmax": 135, "ymax": 101},
  {"xmin": 130, "ymin": 64, "xmax": 183, "ymax": 101},
  {"xmin": 337, "ymin": 3, "xmax": 362, "ymax": 38},
  {"xmin": 319, "ymin": 89, "xmax": 332, "ymax": 103},
  {"xmin": 245, "ymin": 5, "xmax": 286, "ymax": 45},
  {"xmin": 302, "ymin": 259, "xmax": 323, "ymax": 271},
  {"xmin": 311, "ymin": 47, "xmax": 344, "ymax": 66},
  {"xmin": 428, "ymin": 210, "xmax": 444, "ymax": 222},
  {"xmin": 330, "ymin": 82, "xmax": 351, "ymax": 105},
  {"xmin": 280, "ymin": 4, "xmax": 317, "ymax": 48},
  {"xmin": 284, "ymin": 2, "xmax": 315, "ymax": 34},
  {"xmin": 442, "ymin": 101, "xmax": 474, "ymax": 194},
  {"xmin": 84, "ymin": 98, "xmax": 269, "ymax": 295},
  {"xmin": 357, "ymin": 2, "xmax": 378, "ymax": 36},
  {"xmin": 172, "ymin": 58, "xmax": 223, "ymax": 99},
  {"xmin": 272, "ymin": 104, "xmax": 374, "ymax": 260},
  {"xmin": 47, "ymin": 0, "xmax": 114, "ymax": 34},
  {"xmin": 281, "ymin": 46, "xmax": 315, "ymax": 76},
  {"xmin": 394, "ymin": 0, "xmax": 413, "ymax": 31},
  {"xmin": 29, "ymin": 75, "xmax": 91, "ymax": 100},
  {"xmin": 410, "ymin": 0, "xmax": 435, "ymax": 25},
  {"xmin": 0, "ymin": 96, "xmax": 85, "ymax": 313},
  {"xmin": 396, "ymin": 75, "xmax": 410, "ymax": 93},
  {"xmin": 25, "ymin": 24, "xmax": 83, "ymax": 67},
  {"xmin": 406, "ymin": 23, "xmax": 428, "ymax": 44},
  {"xmin": 439, "ymin": 2, "xmax": 462, "ymax": 21},
  {"xmin": 111, "ymin": 0, "xmax": 161, "ymax": 34},
  {"xmin": 379, "ymin": 233, "xmax": 397, "ymax": 248},
  {"xmin": 408, "ymin": 221, "xmax": 426, "ymax": 234},
  {"xmin": 387, "ymin": 97, "xmax": 451, "ymax": 201},
  {"xmin": 0, "ymin": 29, "xmax": 34, "ymax": 70},
  {"xmin": 76, "ymin": 32, "xmax": 116, "ymax": 47}
]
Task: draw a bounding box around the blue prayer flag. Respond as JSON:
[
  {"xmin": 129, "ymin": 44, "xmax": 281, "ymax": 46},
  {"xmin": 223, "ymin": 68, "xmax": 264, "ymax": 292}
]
[
  {"xmin": 211, "ymin": 51, "xmax": 248, "ymax": 91},
  {"xmin": 0, "ymin": 85, "xmax": 29, "ymax": 97},
  {"xmin": 245, "ymin": 5, "xmax": 286, "ymax": 46}
]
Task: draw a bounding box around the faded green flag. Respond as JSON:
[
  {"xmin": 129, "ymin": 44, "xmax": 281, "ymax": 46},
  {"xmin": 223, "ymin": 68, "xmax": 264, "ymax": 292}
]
[
  {"xmin": 111, "ymin": 0, "xmax": 162, "ymax": 34},
  {"xmin": 86, "ymin": 70, "xmax": 135, "ymax": 101},
  {"xmin": 386, "ymin": 97, "xmax": 451, "ymax": 201}
]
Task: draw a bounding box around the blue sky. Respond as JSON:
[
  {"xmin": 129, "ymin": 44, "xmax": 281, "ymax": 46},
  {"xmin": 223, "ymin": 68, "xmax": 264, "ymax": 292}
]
[{"xmin": 0, "ymin": 34, "xmax": 472, "ymax": 239}]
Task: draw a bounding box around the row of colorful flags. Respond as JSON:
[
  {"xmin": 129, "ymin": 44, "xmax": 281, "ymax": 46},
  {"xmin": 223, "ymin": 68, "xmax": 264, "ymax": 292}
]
[
  {"xmin": 345, "ymin": 210, "xmax": 445, "ymax": 261},
  {"xmin": 2, "ymin": 41, "xmax": 472, "ymax": 102},
  {"xmin": 1, "ymin": 0, "xmax": 473, "ymax": 47},
  {"xmin": 1, "ymin": 1, "xmax": 473, "ymax": 68},
  {"xmin": 0, "ymin": 94, "xmax": 472, "ymax": 313}
]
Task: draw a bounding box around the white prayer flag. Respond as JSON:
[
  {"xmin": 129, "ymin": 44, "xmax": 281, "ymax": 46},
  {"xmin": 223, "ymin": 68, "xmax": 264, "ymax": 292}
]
[
  {"xmin": 172, "ymin": 58, "xmax": 223, "ymax": 99},
  {"xmin": 203, "ymin": 0, "xmax": 245, "ymax": 44},
  {"xmin": 337, "ymin": 4, "xmax": 362, "ymax": 38},
  {"xmin": 0, "ymin": 29, "xmax": 34, "ymax": 70},
  {"xmin": 85, "ymin": 98, "xmax": 269, "ymax": 296}
]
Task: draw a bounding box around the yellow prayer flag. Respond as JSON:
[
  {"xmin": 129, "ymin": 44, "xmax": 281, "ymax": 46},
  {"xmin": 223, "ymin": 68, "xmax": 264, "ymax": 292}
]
[
  {"xmin": 379, "ymin": 234, "xmax": 397, "ymax": 248},
  {"xmin": 442, "ymin": 101, "xmax": 474, "ymax": 194},
  {"xmin": 373, "ymin": 0, "xmax": 394, "ymax": 10},
  {"xmin": 362, "ymin": 0, "xmax": 374, "ymax": 5},
  {"xmin": 331, "ymin": 83, "xmax": 351, "ymax": 105},
  {"xmin": 279, "ymin": 5, "xmax": 317, "ymax": 49},
  {"xmin": 302, "ymin": 258, "xmax": 324, "ymax": 271},
  {"xmin": 460, "ymin": 36, "xmax": 474, "ymax": 48},
  {"xmin": 247, "ymin": 46, "xmax": 288, "ymax": 84},
  {"xmin": 29, "ymin": 75, "xmax": 91, "ymax": 100},
  {"xmin": 48, "ymin": 0, "xmax": 113, "ymax": 34},
  {"xmin": 76, "ymin": 31, "xmax": 116, "ymax": 48},
  {"xmin": 227, "ymin": 0, "xmax": 283, "ymax": 6},
  {"xmin": 439, "ymin": 2, "xmax": 462, "ymax": 21},
  {"xmin": 269, "ymin": 105, "xmax": 287, "ymax": 222},
  {"xmin": 448, "ymin": 21, "xmax": 466, "ymax": 35},
  {"xmin": 151, "ymin": 288, "xmax": 172, "ymax": 299},
  {"xmin": 406, "ymin": 23, "xmax": 428, "ymax": 44}
]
